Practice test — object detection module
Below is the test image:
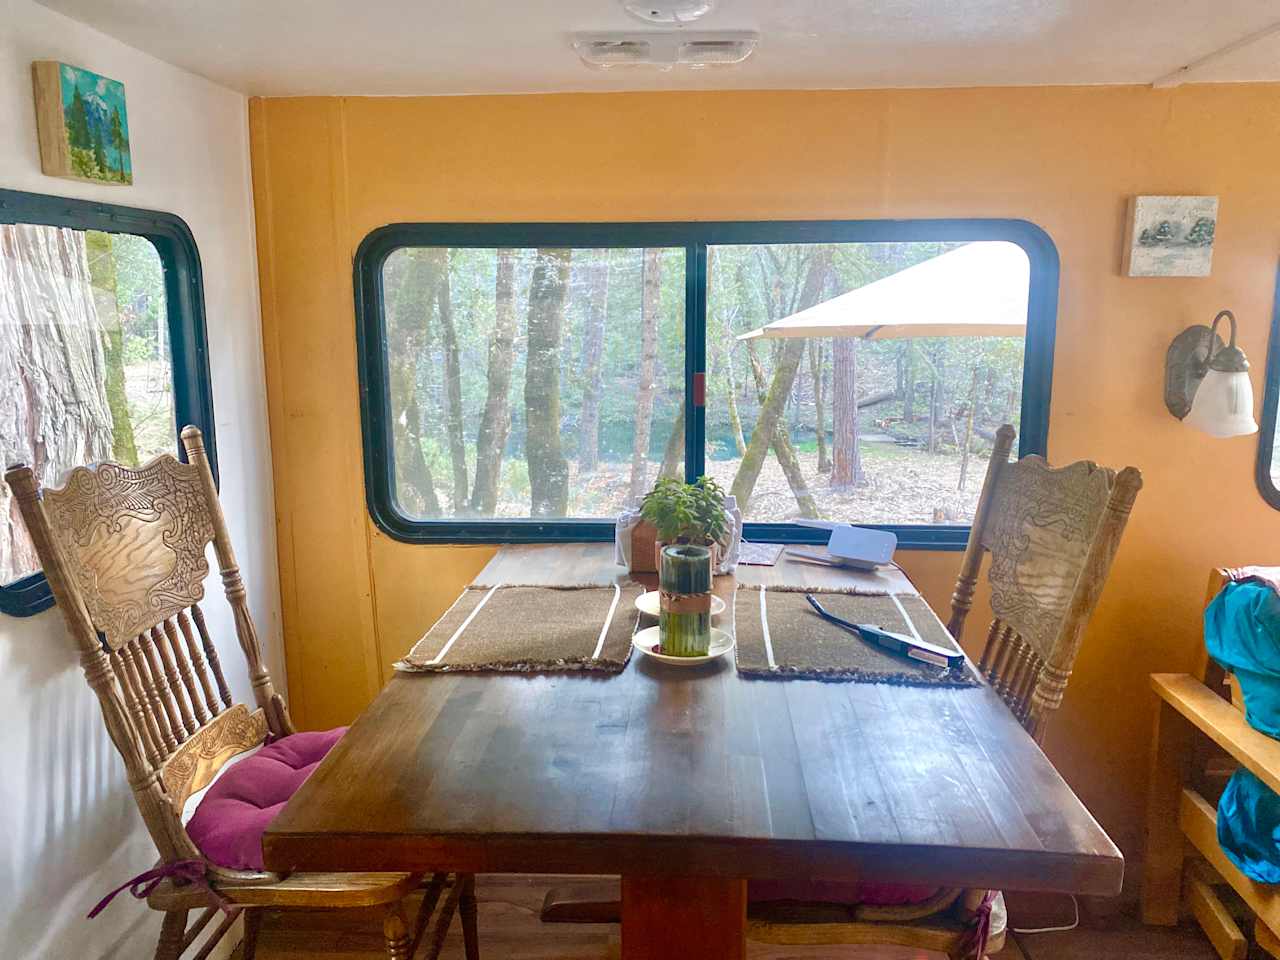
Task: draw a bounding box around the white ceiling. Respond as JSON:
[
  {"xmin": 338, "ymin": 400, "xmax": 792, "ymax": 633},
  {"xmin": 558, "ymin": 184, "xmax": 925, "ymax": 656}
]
[{"xmin": 35, "ymin": 0, "xmax": 1280, "ymax": 97}]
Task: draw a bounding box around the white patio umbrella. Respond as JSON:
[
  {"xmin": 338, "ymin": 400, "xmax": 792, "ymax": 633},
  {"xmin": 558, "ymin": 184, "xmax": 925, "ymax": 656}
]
[{"xmin": 736, "ymin": 241, "xmax": 1030, "ymax": 341}]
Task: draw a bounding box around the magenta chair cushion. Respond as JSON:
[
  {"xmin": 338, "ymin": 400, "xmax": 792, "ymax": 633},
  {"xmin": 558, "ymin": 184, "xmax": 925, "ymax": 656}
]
[
  {"xmin": 186, "ymin": 727, "xmax": 346, "ymax": 871},
  {"xmin": 748, "ymin": 879, "xmax": 939, "ymax": 906}
]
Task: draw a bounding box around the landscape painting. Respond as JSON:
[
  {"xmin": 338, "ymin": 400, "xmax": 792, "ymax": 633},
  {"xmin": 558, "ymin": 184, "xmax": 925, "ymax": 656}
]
[
  {"xmin": 1124, "ymin": 195, "xmax": 1217, "ymax": 277},
  {"xmin": 31, "ymin": 61, "xmax": 132, "ymax": 185}
]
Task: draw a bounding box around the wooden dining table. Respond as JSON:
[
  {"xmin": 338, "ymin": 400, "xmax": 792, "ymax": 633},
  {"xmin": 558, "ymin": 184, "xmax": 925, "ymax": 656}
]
[{"xmin": 263, "ymin": 543, "xmax": 1123, "ymax": 959}]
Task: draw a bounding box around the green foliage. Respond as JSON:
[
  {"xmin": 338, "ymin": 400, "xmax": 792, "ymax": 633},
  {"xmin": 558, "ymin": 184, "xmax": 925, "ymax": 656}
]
[{"xmin": 640, "ymin": 475, "xmax": 729, "ymax": 545}]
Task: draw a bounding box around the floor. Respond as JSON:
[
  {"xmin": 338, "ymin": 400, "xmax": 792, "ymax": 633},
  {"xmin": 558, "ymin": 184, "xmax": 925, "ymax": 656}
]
[{"xmin": 230, "ymin": 876, "xmax": 1220, "ymax": 960}]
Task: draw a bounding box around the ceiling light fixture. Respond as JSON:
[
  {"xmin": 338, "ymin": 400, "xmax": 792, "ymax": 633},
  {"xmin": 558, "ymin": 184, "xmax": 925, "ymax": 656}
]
[
  {"xmin": 622, "ymin": 0, "xmax": 716, "ymax": 25},
  {"xmin": 572, "ymin": 31, "xmax": 757, "ymax": 70}
]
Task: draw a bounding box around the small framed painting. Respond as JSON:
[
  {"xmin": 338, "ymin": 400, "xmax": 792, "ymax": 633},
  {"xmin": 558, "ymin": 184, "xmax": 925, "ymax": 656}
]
[
  {"xmin": 31, "ymin": 61, "xmax": 132, "ymax": 185},
  {"xmin": 1123, "ymin": 195, "xmax": 1217, "ymax": 277}
]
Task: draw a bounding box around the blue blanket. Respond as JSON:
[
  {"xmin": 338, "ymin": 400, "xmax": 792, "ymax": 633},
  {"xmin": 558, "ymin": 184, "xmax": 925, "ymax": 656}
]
[
  {"xmin": 1207, "ymin": 580, "xmax": 1280, "ymax": 883},
  {"xmin": 1206, "ymin": 581, "xmax": 1280, "ymax": 738}
]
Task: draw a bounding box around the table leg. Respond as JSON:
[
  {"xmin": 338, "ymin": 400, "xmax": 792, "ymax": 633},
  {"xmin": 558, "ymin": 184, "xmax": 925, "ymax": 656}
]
[
  {"xmin": 1142, "ymin": 699, "xmax": 1195, "ymax": 925},
  {"xmin": 621, "ymin": 875, "xmax": 746, "ymax": 960}
]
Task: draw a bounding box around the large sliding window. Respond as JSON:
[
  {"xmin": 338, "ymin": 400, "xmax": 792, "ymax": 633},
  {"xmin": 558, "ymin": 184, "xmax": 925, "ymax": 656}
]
[
  {"xmin": 356, "ymin": 221, "xmax": 1057, "ymax": 548},
  {"xmin": 0, "ymin": 189, "xmax": 214, "ymax": 617}
]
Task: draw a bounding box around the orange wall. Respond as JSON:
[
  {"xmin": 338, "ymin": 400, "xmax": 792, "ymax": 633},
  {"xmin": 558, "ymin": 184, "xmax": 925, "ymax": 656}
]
[{"xmin": 248, "ymin": 86, "xmax": 1280, "ymax": 887}]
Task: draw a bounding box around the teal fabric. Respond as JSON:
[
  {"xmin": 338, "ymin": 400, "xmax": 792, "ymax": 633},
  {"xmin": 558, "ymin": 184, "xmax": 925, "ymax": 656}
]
[
  {"xmin": 1207, "ymin": 580, "xmax": 1280, "ymax": 883},
  {"xmin": 1205, "ymin": 581, "xmax": 1280, "ymax": 738},
  {"xmin": 1218, "ymin": 768, "xmax": 1280, "ymax": 884}
]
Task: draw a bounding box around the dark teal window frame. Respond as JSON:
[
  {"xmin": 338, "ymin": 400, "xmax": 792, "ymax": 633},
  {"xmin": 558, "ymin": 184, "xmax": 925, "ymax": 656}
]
[
  {"xmin": 0, "ymin": 188, "xmax": 216, "ymax": 618},
  {"xmin": 1255, "ymin": 266, "xmax": 1280, "ymax": 510},
  {"xmin": 355, "ymin": 218, "xmax": 1059, "ymax": 550}
]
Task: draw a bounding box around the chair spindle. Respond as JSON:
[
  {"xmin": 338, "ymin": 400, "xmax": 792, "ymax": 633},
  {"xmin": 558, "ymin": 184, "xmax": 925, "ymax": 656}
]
[
  {"xmin": 148, "ymin": 625, "xmax": 192, "ymax": 741},
  {"xmin": 158, "ymin": 619, "xmax": 199, "ymax": 736},
  {"xmin": 113, "ymin": 646, "xmax": 165, "ymax": 766},
  {"xmin": 133, "ymin": 635, "xmax": 179, "ymax": 753},
  {"xmin": 191, "ymin": 604, "xmax": 234, "ymax": 710},
  {"xmin": 178, "ymin": 608, "xmax": 221, "ymax": 719}
]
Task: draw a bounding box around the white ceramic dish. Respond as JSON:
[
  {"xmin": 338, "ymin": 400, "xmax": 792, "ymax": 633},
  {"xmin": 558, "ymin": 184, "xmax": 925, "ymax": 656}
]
[
  {"xmin": 632, "ymin": 625, "xmax": 734, "ymax": 666},
  {"xmin": 634, "ymin": 590, "xmax": 726, "ymax": 618}
]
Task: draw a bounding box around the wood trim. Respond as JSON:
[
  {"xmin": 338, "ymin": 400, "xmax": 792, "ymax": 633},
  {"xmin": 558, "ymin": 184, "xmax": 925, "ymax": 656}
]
[
  {"xmin": 1151, "ymin": 673, "xmax": 1280, "ymax": 796},
  {"xmin": 30, "ymin": 62, "xmax": 71, "ymax": 180},
  {"xmin": 1180, "ymin": 787, "xmax": 1280, "ymax": 934},
  {"xmin": 1185, "ymin": 872, "xmax": 1247, "ymax": 960},
  {"xmin": 160, "ymin": 704, "xmax": 268, "ymax": 812}
]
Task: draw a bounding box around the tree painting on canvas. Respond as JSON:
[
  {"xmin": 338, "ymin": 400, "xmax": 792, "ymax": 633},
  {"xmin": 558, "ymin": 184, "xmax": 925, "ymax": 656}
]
[
  {"xmin": 31, "ymin": 61, "xmax": 132, "ymax": 185},
  {"xmin": 1123, "ymin": 195, "xmax": 1217, "ymax": 277}
]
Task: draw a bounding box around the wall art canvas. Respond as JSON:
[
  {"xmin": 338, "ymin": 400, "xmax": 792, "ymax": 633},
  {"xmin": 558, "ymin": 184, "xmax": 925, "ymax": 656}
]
[
  {"xmin": 31, "ymin": 61, "xmax": 133, "ymax": 185},
  {"xmin": 1123, "ymin": 195, "xmax": 1217, "ymax": 277}
]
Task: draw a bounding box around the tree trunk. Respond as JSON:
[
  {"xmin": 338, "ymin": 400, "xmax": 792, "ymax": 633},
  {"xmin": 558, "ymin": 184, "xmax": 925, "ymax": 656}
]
[
  {"xmin": 434, "ymin": 250, "xmax": 468, "ymax": 513},
  {"xmin": 744, "ymin": 341, "xmax": 820, "ymax": 519},
  {"xmin": 725, "ymin": 353, "xmax": 747, "ymax": 456},
  {"xmin": 831, "ymin": 337, "xmax": 866, "ymax": 490},
  {"xmin": 628, "ymin": 248, "xmax": 661, "ymax": 502},
  {"xmin": 86, "ymin": 231, "xmax": 139, "ymax": 465},
  {"xmin": 577, "ymin": 252, "xmax": 610, "ymax": 474},
  {"xmin": 0, "ymin": 224, "xmax": 115, "ymax": 583},
  {"xmin": 469, "ymin": 248, "xmax": 517, "ymax": 515},
  {"xmin": 386, "ymin": 249, "xmax": 442, "ymax": 518},
  {"xmin": 958, "ymin": 367, "xmax": 979, "ymax": 491},
  {"xmin": 658, "ymin": 405, "xmax": 684, "ymax": 480},
  {"xmin": 809, "ymin": 339, "xmax": 830, "ymax": 473},
  {"xmin": 903, "ymin": 341, "xmax": 916, "ymax": 423},
  {"xmin": 927, "ymin": 374, "xmax": 939, "ymax": 455},
  {"xmin": 730, "ymin": 246, "xmax": 833, "ymax": 513},
  {"xmin": 524, "ymin": 247, "xmax": 572, "ymax": 518}
]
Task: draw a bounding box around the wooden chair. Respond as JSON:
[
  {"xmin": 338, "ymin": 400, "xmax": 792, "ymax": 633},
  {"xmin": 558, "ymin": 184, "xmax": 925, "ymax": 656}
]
[
  {"xmin": 4, "ymin": 426, "xmax": 479, "ymax": 960},
  {"xmin": 950, "ymin": 423, "xmax": 1144, "ymax": 742},
  {"xmin": 747, "ymin": 424, "xmax": 1142, "ymax": 958}
]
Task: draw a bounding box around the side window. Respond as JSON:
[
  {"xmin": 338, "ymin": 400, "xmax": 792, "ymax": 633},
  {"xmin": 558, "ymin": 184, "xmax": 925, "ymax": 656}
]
[
  {"xmin": 0, "ymin": 190, "xmax": 214, "ymax": 616},
  {"xmin": 1257, "ymin": 270, "xmax": 1280, "ymax": 509}
]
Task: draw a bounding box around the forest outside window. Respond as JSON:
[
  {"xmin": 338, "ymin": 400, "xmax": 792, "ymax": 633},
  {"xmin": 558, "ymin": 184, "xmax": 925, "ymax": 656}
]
[
  {"xmin": 357, "ymin": 221, "xmax": 1057, "ymax": 546},
  {"xmin": 0, "ymin": 189, "xmax": 214, "ymax": 616}
]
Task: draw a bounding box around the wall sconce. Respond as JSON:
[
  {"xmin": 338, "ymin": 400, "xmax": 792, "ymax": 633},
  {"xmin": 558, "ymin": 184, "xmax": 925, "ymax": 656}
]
[{"xmin": 1165, "ymin": 309, "xmax": 1258, "ymax": 438}]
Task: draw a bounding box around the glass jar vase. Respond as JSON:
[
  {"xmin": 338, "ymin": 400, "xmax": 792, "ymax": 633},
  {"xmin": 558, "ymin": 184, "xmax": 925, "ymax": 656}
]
[{"xmin": 658, "ymin": 544, "xmax": 712, "ymax": 656}]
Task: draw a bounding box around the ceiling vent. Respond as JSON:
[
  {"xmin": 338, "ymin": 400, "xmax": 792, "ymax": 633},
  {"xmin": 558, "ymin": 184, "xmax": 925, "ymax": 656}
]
[
  {"xmin": 622, "ymin": 0, "xmax": 715, "ymax": 25},
  {"xmin": 572, "ymin": 31, "xmax": 757, "ymax": 70}
]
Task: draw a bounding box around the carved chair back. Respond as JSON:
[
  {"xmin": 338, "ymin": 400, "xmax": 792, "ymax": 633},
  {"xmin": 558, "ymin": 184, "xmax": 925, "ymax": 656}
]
[
  {"xmin": 4, "ymin": 426, "xmax": 292, "ymax": 881},
  {"xmin": 947, "ymin": 425, "xmax": 1142, "ymax": 742}
]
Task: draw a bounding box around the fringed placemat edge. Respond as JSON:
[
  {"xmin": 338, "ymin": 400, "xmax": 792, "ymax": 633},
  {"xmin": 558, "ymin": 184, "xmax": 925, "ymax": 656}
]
[
  {"xmin": 735, "ymin": 661, "xmax": 977, "ymax": 686},
  {"xmin": 395, "ymin": 652, "xmax": 632, "ymax": 674},
  {"xmin": 757, "ymin": 583, "xmax": 899, "ymax": 597}
]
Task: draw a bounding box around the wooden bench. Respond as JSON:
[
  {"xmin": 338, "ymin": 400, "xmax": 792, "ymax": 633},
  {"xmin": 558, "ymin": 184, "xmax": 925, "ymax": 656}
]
[{"xmin": 1142, "ymin": 569, "xmax": 1280, "ymax": 960}]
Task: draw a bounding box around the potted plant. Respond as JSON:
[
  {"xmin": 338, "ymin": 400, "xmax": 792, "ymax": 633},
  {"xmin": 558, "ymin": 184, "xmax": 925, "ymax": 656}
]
[{"xmin": 638, "ymin": 475, "xmax": 730, "ymax": 573}]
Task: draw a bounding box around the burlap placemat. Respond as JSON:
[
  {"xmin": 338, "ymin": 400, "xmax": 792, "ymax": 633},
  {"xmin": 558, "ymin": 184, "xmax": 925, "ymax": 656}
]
[
  {"xmin": 396, "ymin": 583, "xmax": 644, "ymax": 674},
  {"xmin": 734, "ymin": 587, "xmax": 976, "ymax": 686}
]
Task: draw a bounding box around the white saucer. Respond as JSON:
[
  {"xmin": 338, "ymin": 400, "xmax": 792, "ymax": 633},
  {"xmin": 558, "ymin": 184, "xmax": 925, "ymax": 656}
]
[
  {"xmin": 632, "ymin": 626, "xmax": 735, "ymax": 667},
  {"xmin": 634, "ymin": 590, "xmax": 726, "ymax": 618}
]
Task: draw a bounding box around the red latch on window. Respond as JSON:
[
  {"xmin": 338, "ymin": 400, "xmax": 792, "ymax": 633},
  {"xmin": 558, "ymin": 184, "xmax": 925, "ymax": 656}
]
[{"xmin": 693, "ymin": 372, "xmax": 705, "ymax": 407}]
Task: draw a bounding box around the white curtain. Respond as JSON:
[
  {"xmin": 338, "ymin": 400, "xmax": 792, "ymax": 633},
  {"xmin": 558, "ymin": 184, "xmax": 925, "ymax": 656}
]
[{"xmin": 0, "ymin": 223, "xmax": 113, "ymax": 582}]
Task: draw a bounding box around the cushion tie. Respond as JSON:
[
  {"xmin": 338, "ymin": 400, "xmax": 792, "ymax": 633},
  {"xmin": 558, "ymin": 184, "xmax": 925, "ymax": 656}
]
[
  {"xmin": 87, "ymin": 858, "xmax": 232, "ymax": 919},
  {"xmin": 958, "ymin": 889, "xmax": 999, "ymax": 960}
]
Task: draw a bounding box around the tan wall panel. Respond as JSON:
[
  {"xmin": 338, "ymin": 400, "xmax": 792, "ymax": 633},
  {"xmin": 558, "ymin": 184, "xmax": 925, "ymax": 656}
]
[{"xmin": 250, "ymin": 85, "xmax": 1280, "ymax": 874}]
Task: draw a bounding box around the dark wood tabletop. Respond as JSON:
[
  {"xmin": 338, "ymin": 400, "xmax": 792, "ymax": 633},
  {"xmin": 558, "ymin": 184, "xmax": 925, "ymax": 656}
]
[{"xmin": 263, "ymin": 543, "xmax": 1122, "ymax": 898}]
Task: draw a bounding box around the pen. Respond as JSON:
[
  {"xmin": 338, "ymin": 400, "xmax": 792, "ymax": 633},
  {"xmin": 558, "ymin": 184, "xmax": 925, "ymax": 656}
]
[{"xmin": 803, "ymin": 593, "xmax": 965, "ymax": 670}]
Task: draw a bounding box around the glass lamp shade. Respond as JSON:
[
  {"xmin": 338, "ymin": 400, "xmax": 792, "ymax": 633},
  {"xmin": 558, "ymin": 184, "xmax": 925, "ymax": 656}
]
[{"xmin": 1184, "ymin": 368, "xmax": 1258, "ymax": 438}]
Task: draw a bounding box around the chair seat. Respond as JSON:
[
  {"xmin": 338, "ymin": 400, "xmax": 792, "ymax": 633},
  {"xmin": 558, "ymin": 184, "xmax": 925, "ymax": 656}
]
[
  {"xmin": 186, "ymin": 727, "xmax": 346, "ymax": 871},
  {"xmin": 748, "ymin": 879, "xmax": 940, "ymax": 909}
]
